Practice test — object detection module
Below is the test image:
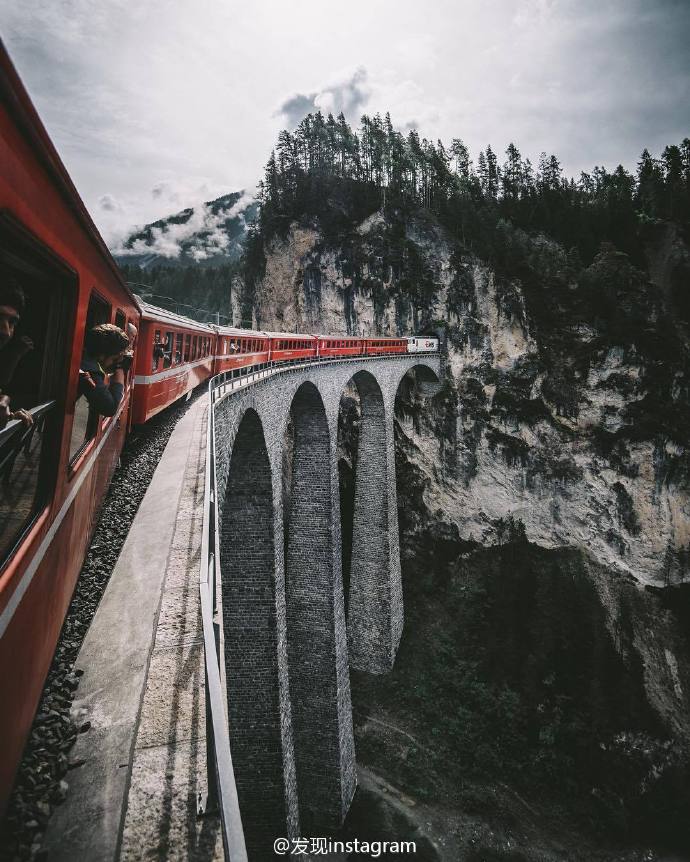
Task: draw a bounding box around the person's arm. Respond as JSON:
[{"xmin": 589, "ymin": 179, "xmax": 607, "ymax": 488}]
[
  {"xmin": 0, "ymin": 393, "xmax": 10, "ymax": 429},
  {"xmin": 80, "ymin": 367, "xmax": 124, "ymax": 417}
]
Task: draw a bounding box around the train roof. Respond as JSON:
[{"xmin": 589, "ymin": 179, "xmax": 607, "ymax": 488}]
[
  {"xmin": 0, "ymin": 40, "xmax": 137, "ymax": 308},
  {"xmin": 135, "ymin": 296, "xmax": 215, "ymax": 333},
  {"xmin": 213, "ymin": 325, "xmax": 268, "ymax": 338},
  {"xmin": 261, "ymin": 331, "xmax": 317, "ymax": 340}
]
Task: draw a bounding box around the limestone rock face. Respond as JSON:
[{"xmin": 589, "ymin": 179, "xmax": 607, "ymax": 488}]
[{"xmin": 249, "ymin": 214, "xmax": 690, "ymax": 591}]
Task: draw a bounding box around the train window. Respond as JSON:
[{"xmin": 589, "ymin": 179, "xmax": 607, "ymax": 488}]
[
  {"xmin": 184, "ymin": 335, "xmax": 191, "ymax": 361},
  {"xmin": 175, "ymin": 333, "xmax": 183, "ymax": 364},
  {"xmin": 0, "ymin": 216, "xmax": 76, "ymax": 565},
  {"xmin": 115, "ymin": 308, "xmax": 126, "ymax": 331},
  {"xmin": 163, "ymin": 332, "xmax": 173, "ymax": 368},
  {"xmin": 68, "ymin": 292, "xmax": 111, "ymax": 462},
  {"xmin": 152, "ymin": 330, "xmax": 162, "ymax": 372}
]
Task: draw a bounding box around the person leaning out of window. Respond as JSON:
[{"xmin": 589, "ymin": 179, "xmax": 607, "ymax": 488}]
[
  {"xmin": 79, "ymin": 324, "xmax": 131, "ymax": 417},
  {"xmin": 0, "ymin": 279, "xmax": 34, "ymax": 429}
]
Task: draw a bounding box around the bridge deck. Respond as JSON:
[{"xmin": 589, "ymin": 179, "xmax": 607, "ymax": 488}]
[{"xmin": 43, "ymin": 393, "xmax": 222, "ymax": 861}]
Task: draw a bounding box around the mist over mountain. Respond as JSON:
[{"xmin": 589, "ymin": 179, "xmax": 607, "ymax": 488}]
[{"xmin": 112, "ymin": 190, "xmax": 258, "ymax": 270}]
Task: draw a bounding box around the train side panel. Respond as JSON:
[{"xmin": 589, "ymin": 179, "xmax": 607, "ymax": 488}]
[
  {"xmin": 267, "ymin": 333, "xmax": 317, "ymax": 363},
  {"xmin": 365, "ymin": 338, "xmax": 408, "ymax": 355},
  {"xmin": 131, "ymin": 311, "xmax": 217, "ymax": 424},
  {"xmin": 0, "ymin": 49, "xmax": 138, "ymax": 812},
  {"xmin": 316, "ymin": 336, "xmax": 366, "ymax": 358}
]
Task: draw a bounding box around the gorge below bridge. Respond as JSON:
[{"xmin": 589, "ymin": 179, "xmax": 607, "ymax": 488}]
[{"xmin": 210, "ymin": 352, "xmax": 442, "ymax": 857}]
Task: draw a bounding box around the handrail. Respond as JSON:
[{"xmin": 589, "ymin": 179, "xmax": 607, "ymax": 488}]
[
  {"xmin": 199, "ymin": 383, "xmax": 248, "ymax": 862},
  {"xmin": 200, "ymin": 347, "xmax": 440, "ymax": 858}
]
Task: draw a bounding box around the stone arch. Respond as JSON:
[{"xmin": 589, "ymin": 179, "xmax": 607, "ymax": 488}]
[
  {"xmin": 340, "ymin": 370, "xmax": 403, "ymax": 674},
  {"xmin": 394, "ymin": 362, "xmax": 442, "ymax": 399},
  {"xmin": 220, "ymin": 408, "xmax": 291, "ymax": 852},
  {"xmin": 284, "ymin": 381, "xmax": 355, "ymax": 831}
]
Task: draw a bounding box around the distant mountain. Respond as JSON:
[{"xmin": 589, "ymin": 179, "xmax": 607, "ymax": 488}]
[{"xmin": 112, "ymin": 191, "xmax": 258, "ymax": 269}]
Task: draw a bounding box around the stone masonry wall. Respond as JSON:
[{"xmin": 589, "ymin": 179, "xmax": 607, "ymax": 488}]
[{"xmin": 212, "ymin": 355, "xmax": 440, "ymax": 845}]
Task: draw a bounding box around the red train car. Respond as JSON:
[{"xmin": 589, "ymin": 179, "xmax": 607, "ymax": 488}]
[
  {"xmin": 213, "ymin": 326, "xmax": 270, "ymax": 377},
  {"xmin": 0, "ymin": 44, "xmax": 140, "ymax": 813},
  {"xmin": 316, "ymin": 335, "xmax": 366, "ymax": 358},
  {"xmin": 267, "ymin": 332, "xmax": 317, "ymax": 363},
  {"xmin": 365, "ymin": 337, "xmax": 408, "ymax": 355},
  {"xmin": 131, "ymin": 300, "xmax": 215, "ymax": 424}
]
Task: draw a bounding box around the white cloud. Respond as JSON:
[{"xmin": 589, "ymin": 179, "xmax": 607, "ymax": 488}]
[
  {"xmin": 112, "ymin": 189, "xmax": 255, "ymax": 260},
  {"xmin": 277, "ymin": 67, "xmax": 371, "ymax": 127}
]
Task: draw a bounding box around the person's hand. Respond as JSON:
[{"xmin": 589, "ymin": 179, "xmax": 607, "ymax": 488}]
[
  {"xmin": 79, "ymin": 370, "xmax": 96, "ymax": 389},
  {"xmin": 10, "ymin": 408, "xmax": 33, "ymax": 427},
  {"xmin": 0, "ymin": 394, "xmax": 10, "ymax": 429}
]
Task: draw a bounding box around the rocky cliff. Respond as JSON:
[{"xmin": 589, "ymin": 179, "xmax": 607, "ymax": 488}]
[{"xmin": 247, "ymin": 208, "xmax": 690, "ymax": 857}]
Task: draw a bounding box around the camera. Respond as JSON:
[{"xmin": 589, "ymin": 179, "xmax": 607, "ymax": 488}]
[{"xmin": 114, "ymin": 352, "xmax": 133, "ymax": 372}]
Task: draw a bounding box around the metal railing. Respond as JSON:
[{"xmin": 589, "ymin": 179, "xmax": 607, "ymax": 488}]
[
  {"xmin": 0, "ymin": 400, "xmax": 56, "ymax": 486},
  {"xmin": 199, "ymin": 348, "xmax": 439, "ymax": 859}
]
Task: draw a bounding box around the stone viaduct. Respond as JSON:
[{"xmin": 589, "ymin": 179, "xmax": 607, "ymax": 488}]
[{"xmin": 212, "ymin": 355, "xmax": 441, "ymax": 855}]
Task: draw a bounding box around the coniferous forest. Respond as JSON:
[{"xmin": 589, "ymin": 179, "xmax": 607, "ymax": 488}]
[
  {"xmin": 246, "ymin": 110, "xmax": 690, "ymax": 320},
  {"xmin": 252, "ymin": 110, "xmax": 690, "ymax": 252}
]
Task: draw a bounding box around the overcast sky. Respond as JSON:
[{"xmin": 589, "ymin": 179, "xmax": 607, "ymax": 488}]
[{"xmin": 2, "ymin": 0, "xmax": 689, "ymax": 246}]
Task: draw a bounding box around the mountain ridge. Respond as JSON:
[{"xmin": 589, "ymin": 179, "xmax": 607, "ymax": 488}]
[{"xmin": 112, "ymin": 190, "xmax": 258, "ymax": 270}]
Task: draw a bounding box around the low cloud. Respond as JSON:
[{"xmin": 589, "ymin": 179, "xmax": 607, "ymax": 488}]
[
  {"xmin": 113, "ymin": 190, "xmax": 255, "ymax": 261},
  {"xmin": 276, "ymin": 66, "xmax": 370, "ymax": 127}
]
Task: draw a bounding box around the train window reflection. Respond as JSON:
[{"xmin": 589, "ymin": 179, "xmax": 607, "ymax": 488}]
[{"xmin": 0, "ymin": 218, "xmax": 74, "ymax": 563}]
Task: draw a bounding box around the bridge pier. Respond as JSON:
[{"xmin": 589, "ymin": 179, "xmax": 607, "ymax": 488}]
[
  {"xmin": 347, "ymin": 374, "xmax": 403, "ymax": 673},
  {"xmin": 219, "ymin": 409, "xmax": 299, "ymax": 858},
  {"xmin": 284, "ymin": 383, "xmax": 356, "ymax": 831}
]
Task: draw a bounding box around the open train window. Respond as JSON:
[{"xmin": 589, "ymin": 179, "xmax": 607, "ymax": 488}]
[
  {"xmin": 115, "ymin": 308, "xmax": 126, "ymax": 331},
  {"xmin": 152, "ymin": 329, "xmax": 163, "ymax": 372},
  {"xmin": 175, "ymin": 333, "xmax": 183, "ymax": 364},
  {"xmin": 68, "ymin": 292, "xmax": 111, "ymax": 463},
  {"xmin": 184, "ymin": 334, "xmax": 191, "ymax": 362},
  {"xmin": 0, "ymin": 214, "xmax": 76, "ymax": 567},
  {"xmin": 163, "ymin": 331, "xmax": 173, "ymax": 368}
]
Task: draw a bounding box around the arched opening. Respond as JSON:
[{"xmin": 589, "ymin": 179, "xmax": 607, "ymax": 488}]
[
  {"xmin": 284, "ymin": 381, "xmax": 355, "ymax": 830},
  {"xmin": 220, "ymin": 409, "xmax": 287, "ymax": 851}
]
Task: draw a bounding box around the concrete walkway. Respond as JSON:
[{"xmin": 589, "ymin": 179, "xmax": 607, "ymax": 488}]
[{"xmin": 44, "ymin": 394, "xmax": 222, "ymax": 861}]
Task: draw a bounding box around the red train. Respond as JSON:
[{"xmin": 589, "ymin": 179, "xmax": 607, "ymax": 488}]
[{"xmin": 0, "ymin": 41, "xmax": 438, "ymax": 814}]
